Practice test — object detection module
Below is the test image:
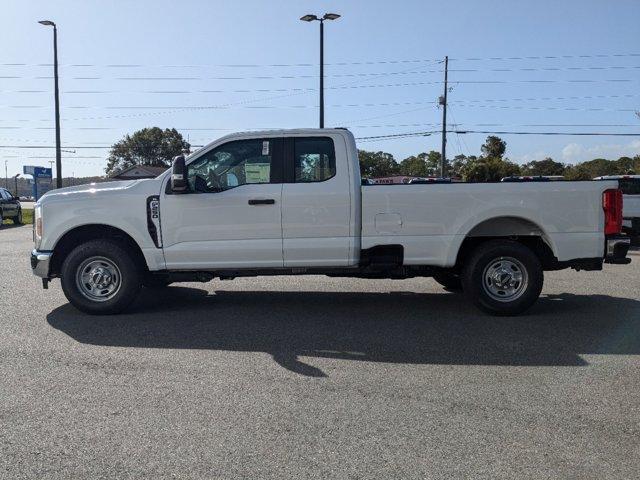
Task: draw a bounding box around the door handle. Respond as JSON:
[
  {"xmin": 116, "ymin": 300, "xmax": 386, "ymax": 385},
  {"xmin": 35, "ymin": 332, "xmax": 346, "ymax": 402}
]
[{"xmin": 248, "ymin": 198, "xmax": 275, "ymax": 205}]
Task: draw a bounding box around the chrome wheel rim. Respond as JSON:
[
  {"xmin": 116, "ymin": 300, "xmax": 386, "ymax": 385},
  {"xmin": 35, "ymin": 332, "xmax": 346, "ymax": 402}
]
[
  {"xmin": 482, "ymin": 256, "xmax": 528, "ymax": 302},
  {"xmin": 75, "ymin": 256, "xmax": 122, "ymax": 302}
]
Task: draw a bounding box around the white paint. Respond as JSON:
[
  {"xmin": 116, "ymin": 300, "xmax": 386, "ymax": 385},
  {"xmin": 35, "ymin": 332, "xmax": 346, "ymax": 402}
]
[{"xmin": 34, "ymin": 128, "xmax": 618, "ymax": 275}]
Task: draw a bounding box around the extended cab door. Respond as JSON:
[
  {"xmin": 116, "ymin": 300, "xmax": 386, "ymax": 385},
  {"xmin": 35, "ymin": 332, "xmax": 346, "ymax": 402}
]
[
  {"xmin": 281, "ymin": 134, "xmax": 356, "ymax": 267},
  {"xmin": 160, "ymin": 137, "xmax": 284, "ymax": 269}
]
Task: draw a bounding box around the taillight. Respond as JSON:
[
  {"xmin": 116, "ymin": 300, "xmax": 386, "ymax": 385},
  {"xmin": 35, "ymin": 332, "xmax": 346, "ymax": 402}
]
[{"xmin": 603, "ymin": 188, "xmax": 623, "ymax": 235}]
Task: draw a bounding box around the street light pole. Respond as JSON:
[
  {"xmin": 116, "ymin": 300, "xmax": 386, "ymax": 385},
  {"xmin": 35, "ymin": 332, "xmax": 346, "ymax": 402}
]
[
  {"xmin": 300, "ymin": 13, "xmax": 340, "ymax": 129},
  {"xmin": 14, "ymin": 174, "xmax": 20, "ymax": 197},
  {"xmin": 319, "ymin": 19, "xmax": 324, "ymax": 128},
  {"xmin": 39, "ymin": 20, "xmax": 62, "ymax": 189}
]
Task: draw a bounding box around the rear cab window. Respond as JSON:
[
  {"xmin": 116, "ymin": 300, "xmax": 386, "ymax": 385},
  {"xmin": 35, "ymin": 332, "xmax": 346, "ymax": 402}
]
[{"xmin": 293, "ymin": 137, "xmax": 336, "ymax": 182}]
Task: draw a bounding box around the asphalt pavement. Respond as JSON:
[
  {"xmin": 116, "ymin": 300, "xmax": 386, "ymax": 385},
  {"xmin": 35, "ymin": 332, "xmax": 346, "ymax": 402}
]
[{"xmin": 1, "ymin": 224, "xmax": 639, "ymax": 479}]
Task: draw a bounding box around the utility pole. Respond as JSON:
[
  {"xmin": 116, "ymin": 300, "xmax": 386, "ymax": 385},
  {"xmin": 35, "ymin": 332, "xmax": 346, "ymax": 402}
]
[
  {"xmin": 439, "ymin": 56, "xmax": 448, "ymax": 177},
  {"xmin": 4, "ymin": 160, "xmax": 7, "ymax": 189}
]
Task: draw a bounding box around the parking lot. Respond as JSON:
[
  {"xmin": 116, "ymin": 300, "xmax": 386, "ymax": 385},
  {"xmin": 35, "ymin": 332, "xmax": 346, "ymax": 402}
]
[{"xmin": 1, "ymin": 223, "xmax": 639, "ymax": 479}]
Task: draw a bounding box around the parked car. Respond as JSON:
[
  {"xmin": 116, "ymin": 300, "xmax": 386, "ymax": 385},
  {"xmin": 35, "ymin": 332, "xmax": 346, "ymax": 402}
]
[
  {"xmin": 31, "ymin": 129, "xmax": 630, "ymax": 316},
  {"xmin": 408, "ymin": 177, "xmax": 452, "ymax": 184},
  {"xmin": 594, "ymin": 175, "xmax": 640, "ymax": 238},
  {"xmin": 0, "ymin": 188, "xmax": 23, "ymax": 226}
]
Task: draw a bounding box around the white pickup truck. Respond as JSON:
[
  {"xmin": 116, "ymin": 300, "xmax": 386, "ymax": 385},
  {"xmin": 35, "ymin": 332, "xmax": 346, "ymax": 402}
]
[{"xmin": 31, "ymin": 128, "xmax": 631, "ymax": 316}]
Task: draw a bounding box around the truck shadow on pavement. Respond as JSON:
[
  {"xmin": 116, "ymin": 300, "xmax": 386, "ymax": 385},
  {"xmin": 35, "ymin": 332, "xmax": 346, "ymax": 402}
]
[{"xmin": 47, "ymin": 288, "xmax": 640, "ymax": 377}]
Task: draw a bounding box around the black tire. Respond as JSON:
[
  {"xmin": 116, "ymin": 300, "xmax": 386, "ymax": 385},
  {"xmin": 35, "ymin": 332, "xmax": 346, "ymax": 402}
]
[
  {"xmin": 462, "ymin": 240, "xmax": 543, "ymax": 316},
  {"xmin": 60, "ymin": 239, "xmax": 142, "ymax": 315},
  {"xmin": 432, "ymin": 272, "xmax": 462, "ymax": 291},
  {"xmin": 12, "ymin": 208, "xmax": 23, "ymax": 225},
  {"xmin": 0, "ymin": 210, "xmax": 3, "ymax": 227}
]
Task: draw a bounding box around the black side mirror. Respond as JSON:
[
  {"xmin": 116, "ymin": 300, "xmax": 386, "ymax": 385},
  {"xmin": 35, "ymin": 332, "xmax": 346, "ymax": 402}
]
[{"xmin": 171, "ymin": 155, "xmax": 188, "ymax": 193}]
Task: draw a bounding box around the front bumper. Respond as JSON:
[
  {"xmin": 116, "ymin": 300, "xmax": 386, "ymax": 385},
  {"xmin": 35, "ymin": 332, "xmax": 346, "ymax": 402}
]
[
  {"xmin": 604, "ymin": 236, "xmax": 631, "ymax": 264},
  {"xmin": 31, "ymin": 250, "xmax": 53, "ymax": 278}
]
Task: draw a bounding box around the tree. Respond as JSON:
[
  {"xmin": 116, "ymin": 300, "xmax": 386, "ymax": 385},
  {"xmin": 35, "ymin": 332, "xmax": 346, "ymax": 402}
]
[
  {"xmin": 460, "ymin": 156, "xmax": 521, "ymax": 182},
  {"xmin": 398, "ymin": 151, "xmax": 441, "ymax": 177},
  {"xmin": 564, "ymin": 158, "xmax": 619, "ymax": 180},
  {"xmin": 105, "ymin": 127, "xmax": 190, "ymax": 176},
  {"xmin": 449, "ymin": 154, "xmax": 475, "ymax": 179},
  {"xmin": 615, "ymin": 156, "xmax": 639, "ymax": 174},
  {"xmin": 358, "ymin": 150, "xmax": 399, "ymax": 178},
  {"xmin": 458, "ymin": 136, "xmax": 519, "ymax": 181},
  {"xmin": 480, "ymin": 136, "xmax": 507, "ymax": 158},
  {"xmin": 521, "ymin": 158, "xmax": 566, "ymax": 176}
]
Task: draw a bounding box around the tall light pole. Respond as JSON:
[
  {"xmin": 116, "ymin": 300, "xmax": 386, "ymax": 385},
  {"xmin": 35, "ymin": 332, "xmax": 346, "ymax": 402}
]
[
  {"xmin": 300, "ymin": 13, "xmax": 340, "ymax": 128},
  {"xmin": 38, "ymin": 20, "xmax": 62, "ymax": 189}
]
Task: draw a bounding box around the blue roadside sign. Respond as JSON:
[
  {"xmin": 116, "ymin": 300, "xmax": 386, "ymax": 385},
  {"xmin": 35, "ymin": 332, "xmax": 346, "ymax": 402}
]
[{"xmin": 34, "ymin": 167, "xmax": 52, "ymax": 179}]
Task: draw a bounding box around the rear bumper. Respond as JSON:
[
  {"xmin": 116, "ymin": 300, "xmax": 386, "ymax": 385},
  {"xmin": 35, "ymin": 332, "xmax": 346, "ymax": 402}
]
[
  {"xmin": 604, "ymin": 236, "xmax": 631, "ymax": 264},
  {"xmin": 31, "ymin": 250, "xmax": 53, "ymax": 278}
]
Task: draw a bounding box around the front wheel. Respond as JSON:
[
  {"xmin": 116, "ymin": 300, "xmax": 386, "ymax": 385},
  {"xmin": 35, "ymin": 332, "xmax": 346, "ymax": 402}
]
[
  {"xmin": 60, "ymin": 239, "xmax": 142, "ymax": 315},
  {"xmin": 462, "ymin": 240, "xmax": 543, "ymax": 316}
]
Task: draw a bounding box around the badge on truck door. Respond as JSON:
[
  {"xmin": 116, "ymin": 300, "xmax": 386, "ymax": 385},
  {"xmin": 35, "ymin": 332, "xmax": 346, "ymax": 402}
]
[{"xmin": 146, "ymin": 195, "xmax": 162, "ymax": 248}]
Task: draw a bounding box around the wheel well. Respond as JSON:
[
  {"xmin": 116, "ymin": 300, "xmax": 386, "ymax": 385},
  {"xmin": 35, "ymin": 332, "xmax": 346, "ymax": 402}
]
[
  {"xmin": 455, "ymin": 235, "xmax": 557, "ymax": 271},
  {"xmin": 50, "ymin": 224, "xmax": 147, "ymax": 276},
  {"xmin": 455, "ymin": 217, "xmax": 556, "ymax": 270}
]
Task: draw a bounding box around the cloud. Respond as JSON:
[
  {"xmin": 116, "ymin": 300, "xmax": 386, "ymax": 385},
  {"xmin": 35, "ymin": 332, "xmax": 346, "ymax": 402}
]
[
  {"xmin": 561, "ymin": 140, "xmax": 640, "ymax": 163},
  {"xmin": 514, "ymin": 150, "xmax": 550, "ymax": 164}
]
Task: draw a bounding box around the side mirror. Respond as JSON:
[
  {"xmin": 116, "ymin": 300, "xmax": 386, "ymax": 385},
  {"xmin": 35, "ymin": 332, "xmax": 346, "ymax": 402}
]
[{"xmin": 171, "ymin": 155, "xmax": 188, "ymax": 193}]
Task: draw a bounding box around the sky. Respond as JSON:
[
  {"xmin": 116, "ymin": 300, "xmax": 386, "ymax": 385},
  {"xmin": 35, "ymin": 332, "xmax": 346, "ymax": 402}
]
[{"xmin": 1, "ymin": 0, "xmax": 640, "ymax": 178}]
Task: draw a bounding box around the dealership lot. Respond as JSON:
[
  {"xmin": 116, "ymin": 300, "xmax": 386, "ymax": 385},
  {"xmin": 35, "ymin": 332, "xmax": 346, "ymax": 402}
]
[{"xmin": 1, "ymin": 224, "xmax": 639, "ymax": 479}]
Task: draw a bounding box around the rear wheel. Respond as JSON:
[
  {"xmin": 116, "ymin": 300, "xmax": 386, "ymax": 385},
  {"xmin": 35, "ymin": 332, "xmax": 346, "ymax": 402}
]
[
  {"xmin": 61, "ymin": 239, "xmax": 142, "ymax": 315},
  {"xmin": 432, "ymin": 272, "xmax": 462, "ymax": 291},
  {"xmin": 462, "ymin": 240, "xmax": 543, "ymax": 316}
]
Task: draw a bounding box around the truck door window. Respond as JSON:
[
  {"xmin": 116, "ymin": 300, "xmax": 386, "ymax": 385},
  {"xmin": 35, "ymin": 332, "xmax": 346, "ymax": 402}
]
[
  {"xmin": 294, "ymin": 137, "xmax": 336, "ymax": 182},
  {"xmin": 187, "ymin": 139, "xmax": 274, "ymax": 193}
]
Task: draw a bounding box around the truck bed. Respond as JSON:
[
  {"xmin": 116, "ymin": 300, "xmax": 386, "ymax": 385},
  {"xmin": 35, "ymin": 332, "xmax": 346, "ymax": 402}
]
[{"xmin": 361, "ymin": 181, "xmax": 617, "ymax": 267}]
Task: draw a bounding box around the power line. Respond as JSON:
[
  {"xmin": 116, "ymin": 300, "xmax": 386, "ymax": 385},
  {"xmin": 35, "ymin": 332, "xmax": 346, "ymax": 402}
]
[
  {"xmin": 6, "ymin": 69, "xmax": 448, "ymax": 81},
  {"xmin": 2, "ymin": 53, "xmax": 639, "ymax": 68},
  {"xmin": 0, "ymin": 59, "xmax": 445, "ymax": 69},
  {"xmin": 3, "ymin": 128, "xmax": 639, "ymax": 151},
  {"xmin": 452, "ymin": 130, "xmax": 640, "ymax": 136},
  {"xmin": 449, "ymin": 53, "xmax": 640, "ymax": 62},
  {"xmin": 2, "ymin": 102, "xmax": 636, "ymax": 112}
]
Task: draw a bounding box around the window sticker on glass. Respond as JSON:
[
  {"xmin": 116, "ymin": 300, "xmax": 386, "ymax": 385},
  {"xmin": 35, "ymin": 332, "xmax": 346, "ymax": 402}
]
[
  {"xmin": 262, "ymin": 140, "xmax": 269, "ymax": 156},
  {"xmin": 244, "ymin": 163, "xmax": 271, "ymax": 183}
]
